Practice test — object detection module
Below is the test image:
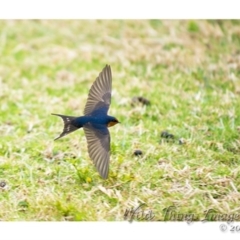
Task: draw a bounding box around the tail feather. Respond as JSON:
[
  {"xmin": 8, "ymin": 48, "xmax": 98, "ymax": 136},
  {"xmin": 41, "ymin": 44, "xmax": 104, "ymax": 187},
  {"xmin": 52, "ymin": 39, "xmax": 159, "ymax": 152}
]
[{"xmin": 52, "ymin": 113, "xmax": 79, "ymax": 140}]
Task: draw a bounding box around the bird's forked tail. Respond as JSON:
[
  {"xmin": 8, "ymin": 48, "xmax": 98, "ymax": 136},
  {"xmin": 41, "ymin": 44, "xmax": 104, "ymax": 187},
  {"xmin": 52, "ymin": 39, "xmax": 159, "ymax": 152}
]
[{"xmin": 52, "ymin": 113, "xmax": 79, "ymax": 140}]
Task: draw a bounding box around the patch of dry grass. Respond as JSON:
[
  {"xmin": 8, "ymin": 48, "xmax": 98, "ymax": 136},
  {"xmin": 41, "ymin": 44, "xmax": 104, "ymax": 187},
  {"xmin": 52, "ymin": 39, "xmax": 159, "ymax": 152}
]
[{"xmin": 0, "ymin": 20, "xmax": 240, "ymax": 221}]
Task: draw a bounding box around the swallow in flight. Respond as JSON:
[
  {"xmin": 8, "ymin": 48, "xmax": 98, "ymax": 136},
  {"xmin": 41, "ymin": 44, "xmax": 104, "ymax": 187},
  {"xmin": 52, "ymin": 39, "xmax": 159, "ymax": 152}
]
[{"xmin": 52, "ymin": 65, "xmax": 120, "ymax": 179}]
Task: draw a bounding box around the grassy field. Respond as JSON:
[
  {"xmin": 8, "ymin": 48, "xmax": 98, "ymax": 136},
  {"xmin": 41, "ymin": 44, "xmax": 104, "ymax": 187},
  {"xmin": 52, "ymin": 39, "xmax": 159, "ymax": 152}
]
[{"xmin": 0, "ymin": 20, "xmax": 240, "ymax": 221}]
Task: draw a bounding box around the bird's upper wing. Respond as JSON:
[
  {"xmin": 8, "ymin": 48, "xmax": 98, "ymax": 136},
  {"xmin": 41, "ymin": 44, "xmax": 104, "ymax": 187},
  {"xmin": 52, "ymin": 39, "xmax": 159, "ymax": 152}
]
[
  {"xmin": 84, "ymin": 65, "xmax": 112, "ymax": 116},
  {"xmin": 83, "ymin": 123, "xmax": 110, "ymax": 179}
]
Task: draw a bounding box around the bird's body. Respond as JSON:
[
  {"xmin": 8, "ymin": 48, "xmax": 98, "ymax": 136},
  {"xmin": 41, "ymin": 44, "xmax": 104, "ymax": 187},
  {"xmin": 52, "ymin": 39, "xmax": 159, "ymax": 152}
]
[
  {"xmin": 73, "ymin": 115, "xmax": 118, "ymax": 127},
  {"xmin": 54, "ymin": 115, "xmax": 117, "ymax": 129},
  {"xmin": 52, "ymin": 65, "xmax": 119, "ymax": 179}
]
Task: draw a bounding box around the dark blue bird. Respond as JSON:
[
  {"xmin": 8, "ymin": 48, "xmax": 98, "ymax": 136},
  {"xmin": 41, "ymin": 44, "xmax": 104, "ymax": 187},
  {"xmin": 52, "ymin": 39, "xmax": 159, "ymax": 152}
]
[{"xmin": 52, "ymin": 65, "xmax": 119, "ymax": 179}]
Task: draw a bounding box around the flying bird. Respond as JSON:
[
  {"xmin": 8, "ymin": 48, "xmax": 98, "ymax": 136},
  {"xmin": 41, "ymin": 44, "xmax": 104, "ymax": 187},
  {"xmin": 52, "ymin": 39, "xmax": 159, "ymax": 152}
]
[{"xmin": 52, "ymin": 65, "xmax": 119, "ymax": 179}]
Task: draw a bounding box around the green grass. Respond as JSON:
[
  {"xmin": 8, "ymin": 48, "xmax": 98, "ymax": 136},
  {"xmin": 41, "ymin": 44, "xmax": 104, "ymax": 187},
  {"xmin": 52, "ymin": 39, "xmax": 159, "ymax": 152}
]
[{"xmin": 1, "ymin": 20, "xmax": 240, "ymax": 221}]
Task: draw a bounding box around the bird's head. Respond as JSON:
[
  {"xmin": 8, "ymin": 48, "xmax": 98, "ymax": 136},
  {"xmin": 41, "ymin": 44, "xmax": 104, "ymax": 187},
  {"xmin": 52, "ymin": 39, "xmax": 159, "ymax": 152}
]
[{"xmin": 107, "ymin": 117, "xmax": 120, "ymax": 127}]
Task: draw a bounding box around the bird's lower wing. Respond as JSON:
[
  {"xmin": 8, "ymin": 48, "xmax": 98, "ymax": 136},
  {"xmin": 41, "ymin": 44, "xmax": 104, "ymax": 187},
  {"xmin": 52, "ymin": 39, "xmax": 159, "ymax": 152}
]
[{"xmin": 83, "ymin": 123, "xmax": 110, "ymax": 179}]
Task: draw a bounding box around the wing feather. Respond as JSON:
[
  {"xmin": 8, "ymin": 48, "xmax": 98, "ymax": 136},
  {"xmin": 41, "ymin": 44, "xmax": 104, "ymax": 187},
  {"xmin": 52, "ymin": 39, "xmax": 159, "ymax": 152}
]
[
  {"xmin": 84, "ymin": 65, "xmax": 112, "ymax": 116},
  {"xmin": 83, "ymin": 123, "xmax": 110, "ymax": 179}
]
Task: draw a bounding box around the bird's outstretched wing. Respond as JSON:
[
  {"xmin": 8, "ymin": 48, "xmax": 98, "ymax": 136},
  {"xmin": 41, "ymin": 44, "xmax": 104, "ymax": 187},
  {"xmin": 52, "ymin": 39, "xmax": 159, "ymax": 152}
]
[
  {"xmin": 83, "ymin": 123, "xmax": 110, "ymax": 179},
  {"xmin": 84, "ymin": 65, "xmax": 112, "ymax": 116}
]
